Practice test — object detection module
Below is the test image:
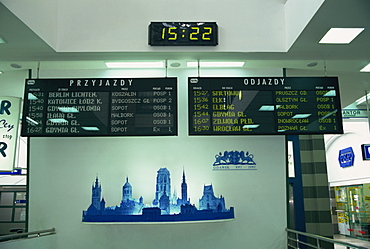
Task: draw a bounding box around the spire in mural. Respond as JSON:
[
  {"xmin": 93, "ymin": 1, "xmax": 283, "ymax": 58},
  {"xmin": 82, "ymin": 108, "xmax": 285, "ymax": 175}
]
[
  {"xmin": 91, "ymin": 176, "xmax": 101, "ymax": 210},
  {"xmin": 177, "ymin": 169, "xmax": 189, "ymax": 207}
]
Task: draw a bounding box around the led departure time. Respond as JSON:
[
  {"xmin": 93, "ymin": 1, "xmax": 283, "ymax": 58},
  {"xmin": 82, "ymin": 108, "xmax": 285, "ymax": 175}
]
[{"xmin": 161, "ymin": 27, "xmax": 213, "ymax": 41}]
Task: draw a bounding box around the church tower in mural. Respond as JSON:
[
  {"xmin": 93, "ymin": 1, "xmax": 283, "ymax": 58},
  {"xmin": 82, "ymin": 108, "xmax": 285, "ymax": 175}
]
[
  {"xmin": 122, "ymin": 177, "xmax": 132, "ymax": 202},
  {"xmin": 153, "ymin": 168, "xmax": 171, "ymax": 207},
  {"xmin": 92, "ymin": 176, "xmax": 101, "ymax": 210}
]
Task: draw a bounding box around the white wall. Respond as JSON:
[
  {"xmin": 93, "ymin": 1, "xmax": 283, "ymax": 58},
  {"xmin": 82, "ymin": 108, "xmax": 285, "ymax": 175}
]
[
  {"xmin": 24, "ymin": 67, "xmax": 288, "ymax": 248},
  {"xmin": 1, "ymin": 235, "xmax": 56, "ymax": 249},
  {"xmin": 284, "ymin": 0, "xmax": 324, "ymax": 48},
  {"xmin": 29, "ymin": 134, "xmax": 286, "ymax": 249},
  {"xmin": 325, "ymin": 119, "xmax": 370, "ymax": 186},
  {"xmin": 0, "ymin": 70, "xmax": 28, "ymax": 98},
  {"xmin": 2, "ymin": 0, "xmax": 323, "ymax": 52}
]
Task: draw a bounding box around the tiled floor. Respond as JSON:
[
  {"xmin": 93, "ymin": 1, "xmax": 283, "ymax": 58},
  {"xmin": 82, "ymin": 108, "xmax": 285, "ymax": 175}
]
[{"xmin": 334, "ymin": 234, "xmax": 370, "ymax": 249}]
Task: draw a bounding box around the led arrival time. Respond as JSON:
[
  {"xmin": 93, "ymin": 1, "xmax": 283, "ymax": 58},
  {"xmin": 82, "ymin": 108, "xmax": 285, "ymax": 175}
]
[{"xmin": 149, "ymin": 22, "xmax": 218, "ymax": 46}]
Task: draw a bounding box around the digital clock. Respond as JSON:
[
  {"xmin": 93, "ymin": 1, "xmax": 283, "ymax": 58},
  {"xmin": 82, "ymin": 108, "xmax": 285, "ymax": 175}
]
[{"xmin": 149, "ymin": 22, "xmax": 218, "ymax": 46}]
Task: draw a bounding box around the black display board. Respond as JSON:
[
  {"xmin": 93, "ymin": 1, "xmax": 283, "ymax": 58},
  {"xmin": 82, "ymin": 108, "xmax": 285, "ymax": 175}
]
[
  {"xmin": 188, "ymin": 77, "xmax": 343, "ymax": 135},
  {"xmin": 148, "ymin": 22, "xmax": 218, "ymax": 46},
  {"xmin": 22, "ymin": 78, "xmax": 177, "ymax": 137}
]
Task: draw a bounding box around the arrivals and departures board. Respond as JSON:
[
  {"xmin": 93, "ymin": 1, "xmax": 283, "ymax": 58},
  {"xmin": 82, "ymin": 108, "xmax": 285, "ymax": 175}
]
[
  {"xmin": 22, "ymin": 78, "xmax": 177, "ymax": 136},
  {"xmin": 188, "ymin": 77, "xmax": 343, "ymax": 135}
]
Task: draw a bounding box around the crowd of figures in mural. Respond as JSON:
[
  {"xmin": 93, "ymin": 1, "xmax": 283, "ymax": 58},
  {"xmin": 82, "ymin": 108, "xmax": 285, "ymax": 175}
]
[{"xmin": 82, "ymin": 168, "xmax": 234, "ymax": 222}]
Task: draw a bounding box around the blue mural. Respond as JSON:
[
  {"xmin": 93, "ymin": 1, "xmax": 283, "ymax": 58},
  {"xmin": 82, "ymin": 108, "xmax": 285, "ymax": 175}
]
[{"xmin": 82, "ymin": 168, "xmax": 234, "ymax": 222}]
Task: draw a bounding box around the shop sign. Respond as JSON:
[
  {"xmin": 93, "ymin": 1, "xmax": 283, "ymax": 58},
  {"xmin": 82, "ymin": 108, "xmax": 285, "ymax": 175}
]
[
  {"xmin": 288, "ymin": 141, "xmax": 295, "ymax": 178},
  {"xmin": 0, "ymin": 97, "xmax": 21, "ymax": 171},
  {"xmin": 337, "ymin": 212, "xmax": 348, "ymax": 223},
  {"xmin": 338, "ymin": 147, "xmax": 355, "ymax": 168},
  {"xmin": 361, "ymin": 144, "xmax": 370, "ymax": 160},
  {"xmin": 342, "ymin": 109, "xmax": 368, "ymax": 118}
]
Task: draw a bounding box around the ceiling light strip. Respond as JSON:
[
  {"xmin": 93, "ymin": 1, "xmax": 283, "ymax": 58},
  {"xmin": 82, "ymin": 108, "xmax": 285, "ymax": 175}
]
[
  {"xmin": 360, "ymin": 63, "xmax": 370, "ymax": 72},
  {"xmin": 187, "ymin": 61, "xmax": 245, "ymax": 68},
  {"xmin": 105, "ymin": 61, "xmax": 165, "ymax": 68},
  {"xmin": 319, "ymin": 28, "xmax": 365, "ymax": 44},
  {"xmin": 0, "ymin": 36, "xmax": 6, "ymax": 44}
]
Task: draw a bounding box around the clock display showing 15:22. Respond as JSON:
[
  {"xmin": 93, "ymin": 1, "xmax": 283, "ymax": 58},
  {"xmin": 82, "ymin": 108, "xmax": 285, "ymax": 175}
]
[{"xmin": 149, "ymin": 22, "xmax": 218, "ymax": 46}]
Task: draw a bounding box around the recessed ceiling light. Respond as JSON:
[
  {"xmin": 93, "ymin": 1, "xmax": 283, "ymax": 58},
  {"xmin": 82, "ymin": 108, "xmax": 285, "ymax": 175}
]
[
  {"xmin": 10, "ymin": 63, "xmax": 22, "ymax": 69},
  {"xmin": 320, "ymin": 111, "xmax": 337, "ymax": 119},
  {"xmin": 360, "ymin": 63, "xmax": 370, "ymax": 72},
  {"xmin": 82, "ymin": 127, "xmax": 100, "ymax": 131},
  {"xmin": 170, "ymin": 62, "xmax": 181, "ymax": 68},
  {"xmin": 242, "ymin": 124, "xmax": 260, "ymax": 129},
  {"xmin": 292, "ymin": 114, "xmax": 311, "ymax": 119},
  {"xmin": 324, "ymin": 90, "xmax": 336, "ymax": 97},
  {"xmin": 187, "ymin": 61, "xmax": 245, "ymax": 68},
  {"xmin": 28, "ymin": 93, "xmax": 38, "ymax": 100},
  {"xmin": 319, "ymin": 28, "xmax": 364, "ymax": 44},
  {"xmin": 356, "ymin": 93, "xmax": 370, "ymax": 105},
  {"xmin": 0, "ymin": 71, "xmax": 3, "ymax": 75},
  {"xmin": 105, "ymin": 61, "xmax": 164, "ymax": 68},
  {"xmin": 259, "ymin": 105, "xmax": 275, "ymax": 111},
  {"xmin": 48, "ymin": 118, "xmax": 68, "ymax": 123},
  {"xmin": 58, "ymin": 107, "xmax": 79, "ymax": 113},
  {"xmin": 26, "ymin": 117, "xmax": 39, "ymax": 125},
  {"xmin": 306, "ymin": 62, "xmax": 318, "ymax": 67}
]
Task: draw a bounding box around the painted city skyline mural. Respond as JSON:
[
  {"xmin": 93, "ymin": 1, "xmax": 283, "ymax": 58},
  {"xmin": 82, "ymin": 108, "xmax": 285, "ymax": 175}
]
[{"xmin": 82, "ymin": 168, "xmax": 235, "ymax": 222}]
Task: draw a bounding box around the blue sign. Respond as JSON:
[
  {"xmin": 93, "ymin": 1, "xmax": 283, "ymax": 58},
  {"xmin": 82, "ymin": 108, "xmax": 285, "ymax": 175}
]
[
  {"xmin": 338, "ymin": 147, "xmax": 355, "ymax": 167},
  {"xmin": 0, "ymin": 169, "xmax": 22, "ymax": 175},
  {"xmin": 361, "ymin": 144, "xmax": 370, "ymax": 160}
]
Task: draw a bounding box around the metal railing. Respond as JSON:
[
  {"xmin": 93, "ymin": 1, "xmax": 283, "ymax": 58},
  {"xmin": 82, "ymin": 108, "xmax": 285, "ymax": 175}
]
[
  {"xmin": 287, "ymin": 228, "xmax": 369, "ymax": 249},
  {"xmin": 0, "ymin": 228, "xmax": 56, "ymax": 242}
]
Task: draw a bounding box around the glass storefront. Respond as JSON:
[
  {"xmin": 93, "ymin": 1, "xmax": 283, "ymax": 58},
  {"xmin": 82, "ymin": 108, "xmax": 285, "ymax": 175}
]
[
  {"xmin": 334, "ymin": 184, "xmax": 370, "ymax": 240},
  {"xmin": 0, "ymin": 187, "xmax": 27, "ymax": 235}
]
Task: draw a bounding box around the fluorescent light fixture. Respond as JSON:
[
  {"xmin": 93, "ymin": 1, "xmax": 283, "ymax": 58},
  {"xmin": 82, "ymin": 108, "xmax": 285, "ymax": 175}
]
[
  {"xmin": 356, "ymin": 93, "xmax": 370, "ymax": 105},
  {"xmin": 82, "ymin": 127, "xmax": 100, "ymax": 131},
  {"xmin": 48, "ymin": 118, "xmax": 68, "ymax": 123},
  {"xmin": 187, "ymin": 61, "xmax": 245, "ymax": 68},
  {"xmin": 324, "ymin": 90, "xmax": 336, "ymax": 97},
  {"xmin": 259, "ymin": 105, "xmax": 275, "ymax": 111},
  {"xmin": 187, "ymin": 62, "xmax": 198, "ymax": 67},
  {"xmin": 360, "ymin": 63, "xmax": 370, "ymax": 72},
  {"xmin": 28, "ymin": 93, "xmax": 38, "ymax": 100},
  {"xmin": 292, "ymin": 114, "xmax": 311, "ymax": 119},
  {"xmin": 319, "ymin": 28, "xmax": 364, "ymax": 44},
  {"xmin": 58, "ymin": 107, "xmax": 79, "ymax": 113},
  {"xmin": 26, "ymin": 117, "xmax": 39, "ymax": 125},
  {"xmin": 105, "ymin": 61, "xmax": 164, "ymax": 68},
  {"xmin": 321, "ymin": 110, "xmax": 337, "ymax": 119},
  {"xmin": 242, "ymin": 124, "xmax": 260, "ymax": 129}
]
